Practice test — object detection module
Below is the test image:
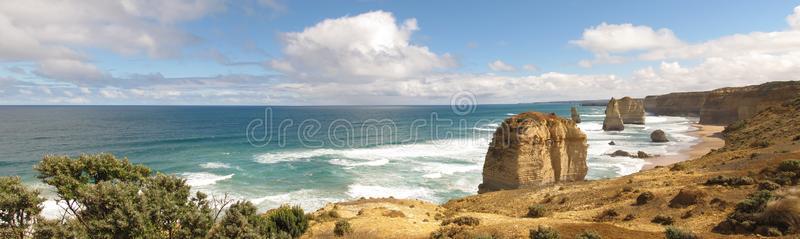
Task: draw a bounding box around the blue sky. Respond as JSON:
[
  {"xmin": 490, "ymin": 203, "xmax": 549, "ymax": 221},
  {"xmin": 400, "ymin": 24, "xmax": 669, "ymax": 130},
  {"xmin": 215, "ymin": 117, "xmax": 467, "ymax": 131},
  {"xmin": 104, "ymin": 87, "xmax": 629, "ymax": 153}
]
[{"xmin": 1, "ymin": 0, "xmax": 800, "ymax": 105}]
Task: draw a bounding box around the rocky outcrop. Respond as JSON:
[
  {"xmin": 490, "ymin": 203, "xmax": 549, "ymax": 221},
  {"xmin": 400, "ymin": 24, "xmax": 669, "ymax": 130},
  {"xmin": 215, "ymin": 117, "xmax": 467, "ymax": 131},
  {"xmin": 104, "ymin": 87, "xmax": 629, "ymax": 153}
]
[
  {"xmin": 478, "ymin": 112, "xmax": 588, "ymax": 194},
  {"xmin": 644, "ymin": 92, "xmax": 708, "ymax": 116},
  {"xmin": 617, "ymin": 97, "xmax": 645, "ymax": 124},
  {"xmin": 651, "ymin": 130, "xmax": 668, "ymax": 142},
  {"xmin": 699, "ymin": 81, "xmax": 800, "ymax": 125},
  {"xmin": 570, "ymin": 107, "xmax": 581, "ymax": 123},
  {"xmin": 644, "ymin": 81, "xmax": 800, "ymax": 125},
  {"xmin": 603, "ymin": 98, "xmax": 624, "ymax": 131}
]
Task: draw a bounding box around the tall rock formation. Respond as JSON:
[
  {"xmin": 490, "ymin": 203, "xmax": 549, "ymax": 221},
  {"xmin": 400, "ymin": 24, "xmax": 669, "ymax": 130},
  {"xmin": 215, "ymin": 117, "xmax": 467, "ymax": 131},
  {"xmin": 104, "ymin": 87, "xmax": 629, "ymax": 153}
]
[
  {"xmin": 570, "ymin": 106, "xmax": 581, "ymax": 123},
  {"xmin": 644, "ymin": 81, "xmax": 800, "ymax": 125},
  {"xmin": 478, "ymin": 112, "xmax": 588, "ymax": 194},
  {"xmin": 617, "ymin": 97, "xmax": 645, "ymax": 124},
  {"xmin": 603, "ymin": 98, "xmax": 624, "ymax": 131}
]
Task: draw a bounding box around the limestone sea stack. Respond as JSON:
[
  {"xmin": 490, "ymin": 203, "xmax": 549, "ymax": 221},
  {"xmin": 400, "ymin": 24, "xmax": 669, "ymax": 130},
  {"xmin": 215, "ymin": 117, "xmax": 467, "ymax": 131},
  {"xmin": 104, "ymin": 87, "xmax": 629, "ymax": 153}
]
[
  {"xmin": 570, "ymin": 106, "xmax": 581, "ymax": 123},
  {"xmin": 602, "ymin": 98, "xmax": 624, "ymax": 131},
  {"xmin": 478, "ymin": 112, "xmax": 588, "ymax": 194},
  {"xmin": 617, "ymin": 97, "xmax": 645, "ymax": 124}
]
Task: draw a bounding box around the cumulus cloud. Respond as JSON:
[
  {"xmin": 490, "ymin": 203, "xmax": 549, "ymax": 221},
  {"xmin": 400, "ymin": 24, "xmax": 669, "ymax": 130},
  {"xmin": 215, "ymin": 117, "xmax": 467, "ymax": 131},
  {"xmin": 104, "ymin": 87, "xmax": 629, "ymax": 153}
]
[
  {"xmin": 522, "ymin": 64, "xmax": 539, "ymax": 71},
  {"xmin": 488, "ymin": 60, "xmax": 516, "ymax": 71},
  {"xmin": 571, "ymin": 23, "xmax": 683, "ymax": 54},
  {"xmin": 268, "ymin": 11, "xmax": 456, "ymax": 82},
  {"xmin": 789, "ymin": 6, "xmax": 800, "ymax": 29},
  {"xmin": 0, "ymin": 0, "xmax": 224, "ymax": 84}
]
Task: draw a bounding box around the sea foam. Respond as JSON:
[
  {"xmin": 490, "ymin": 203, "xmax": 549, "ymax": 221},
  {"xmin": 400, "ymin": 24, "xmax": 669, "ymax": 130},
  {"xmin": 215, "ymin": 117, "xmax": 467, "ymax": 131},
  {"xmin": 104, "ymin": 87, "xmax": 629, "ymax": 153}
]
[{"xmin": 180, "ymin": 172, "xmax": 234, "ymax": 187}]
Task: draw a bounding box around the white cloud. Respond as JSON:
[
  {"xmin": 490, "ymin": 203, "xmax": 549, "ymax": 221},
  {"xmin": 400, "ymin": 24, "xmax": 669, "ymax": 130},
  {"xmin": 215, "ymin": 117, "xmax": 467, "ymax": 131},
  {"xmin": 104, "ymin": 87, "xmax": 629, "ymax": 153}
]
[
  {"xmin": 0, "ymin": 0, "xmax": 224, "ymax": 83},
  {"xmin": 789, "ymin": 5, "xmax": 800, "ymax": 30},
  {"xmin": 488, "ymin": 60, "xmax": 516, "ymax": 72},
  {"xmin": 269, "ymin": 11, "xmax": 456, "ymax": 82},
  {"xmin": 571, "ymin": 23, "xmax": 683, "ymax": 53},
  {"xmin": 34, "ymin": 59, "xmax": 108, "ymax": 83},
  {"xmin": 640, "ymin": 30, "xmax": 800, "ymax": 61},
  {"xmin": 99, "ymin": 88, "xmax": 128, "ymax": 99},
  {"xmin": 522, "ymin": 64, "xmax": 539, "ymax": 71}
]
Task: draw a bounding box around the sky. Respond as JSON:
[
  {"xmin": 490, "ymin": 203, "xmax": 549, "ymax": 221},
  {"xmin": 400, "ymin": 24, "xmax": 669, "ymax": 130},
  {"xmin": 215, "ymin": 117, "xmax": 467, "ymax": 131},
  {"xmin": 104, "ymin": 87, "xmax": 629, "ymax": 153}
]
[{"xmin": 1, "ymin": 0, "xmax": 800, "ymax": 105}]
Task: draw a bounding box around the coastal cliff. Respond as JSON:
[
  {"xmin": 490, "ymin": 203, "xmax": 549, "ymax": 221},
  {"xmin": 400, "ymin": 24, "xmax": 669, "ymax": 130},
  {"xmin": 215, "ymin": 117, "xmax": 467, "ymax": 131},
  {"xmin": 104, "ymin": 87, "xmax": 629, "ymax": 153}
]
[
  {"xmin": 644, "ymin": 81, "xmax": 800, "ymax": 125},
  {"xmin": 617, "ymin": 97, "xmax": 645, "ymax": 124},
  {"xmin": 478, "ymin": 112, "xmax": 588, "ymax": 194},
  {"xmin": 644, "ymin": 92, "xmax": 708, "ymax": 116}
]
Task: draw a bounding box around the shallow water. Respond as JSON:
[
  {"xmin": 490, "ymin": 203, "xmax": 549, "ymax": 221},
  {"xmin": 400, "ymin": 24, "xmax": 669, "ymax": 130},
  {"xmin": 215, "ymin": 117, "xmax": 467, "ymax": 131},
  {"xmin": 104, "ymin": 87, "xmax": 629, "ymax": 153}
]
[{"xmin": 0, "ymin": 104, "xmax": 697, "ymax": 216}]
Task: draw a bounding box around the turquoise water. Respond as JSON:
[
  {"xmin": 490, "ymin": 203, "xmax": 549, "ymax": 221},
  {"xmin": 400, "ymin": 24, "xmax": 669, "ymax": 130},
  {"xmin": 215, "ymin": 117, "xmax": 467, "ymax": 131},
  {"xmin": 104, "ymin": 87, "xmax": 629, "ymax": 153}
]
[{"xmin": 0, "ymin": 104, "xmax": 698, "ymax": 216}]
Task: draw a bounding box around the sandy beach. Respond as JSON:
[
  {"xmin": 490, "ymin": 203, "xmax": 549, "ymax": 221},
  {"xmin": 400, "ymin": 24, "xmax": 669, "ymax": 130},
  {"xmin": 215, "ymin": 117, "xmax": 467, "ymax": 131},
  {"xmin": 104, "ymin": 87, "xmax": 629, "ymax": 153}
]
[{"xmin": 641, "ymin": 124, "xmax": 725, "ymax": 170}]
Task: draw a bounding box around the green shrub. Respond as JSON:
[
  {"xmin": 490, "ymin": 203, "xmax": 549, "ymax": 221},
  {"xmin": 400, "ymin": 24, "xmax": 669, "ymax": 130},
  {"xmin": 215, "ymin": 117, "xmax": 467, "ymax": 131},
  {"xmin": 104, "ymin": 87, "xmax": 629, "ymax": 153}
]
[
  {"xmin": 665, "ymin": 226, "xmax": 698, "ymax": 239},
  {"xmin": 529, "ymin": 226, "xmax": 560, "ymax": 239},
  {"xmin": 778, "ymin": 160, "xmax": 800, "ymax": 172},
  {"xmin": 441, "ymin": 216, "xmax": 480, "ymax": 226},
  {"xmin": 704, "ymin": 175, "xmax": 755, "ymax": 186},
  {"xmin": 0, "ymin": 176, "xmax": 44, "ymax": 239},
  {"xmin": 210, "ymin": 201, "xmax": 271, "ymax": 239},
  {"xmin": 735, "ymin": 190, "xmax": 773, "ymax": 214},
  {"xmin": 651, "ymin": 215, "xmax": 674, "ymax": 225},
  {"xmin": 757, "ymin": 180, "xmax": 781, "ymax": 191},
  {"xmin": 575, "ymin": 230, "xmax": 601, "ymax": 239},
  {"xmin": 333, "ymin": 220, "xmax": 352, "ymax": 237},
  {"xmin": 265, "ymin": 205, "xmax": 309, "ymax": 238},
  {"xmin": 593, "ymin": 209, "xmax": 618, "ymax": 222},
  {"xmin": 670, "ymin": 163, "xmax": 687, "ymax": 171},
  {"xmin": 636, "ymin": 191, "xmax": 655, "ymax": 205},
  {"xmin": 32, "ymin": 219, "xmax": 87, "ymax": 239},
  {"xmin": 750, "ymin": 141, "xmax": 771, "ymax": 148},
  {"xmin": 527, "ymin": 205, "xmax": 548, "ymax": 218},
  {"xmin": 723, "ymin": 120, "xmax": 746, "ymax": 134}
]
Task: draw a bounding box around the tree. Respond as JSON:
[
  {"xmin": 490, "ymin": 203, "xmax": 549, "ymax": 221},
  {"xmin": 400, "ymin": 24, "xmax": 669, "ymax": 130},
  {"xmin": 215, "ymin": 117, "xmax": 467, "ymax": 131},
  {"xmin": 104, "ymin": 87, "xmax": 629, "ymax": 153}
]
[
  {"xmin": 34, "ymin": 153, "xmax": 213, "ymax": 239},
  {"xmin": 0, "ymin": 176, "xmax": 44, "ymax": 239}
]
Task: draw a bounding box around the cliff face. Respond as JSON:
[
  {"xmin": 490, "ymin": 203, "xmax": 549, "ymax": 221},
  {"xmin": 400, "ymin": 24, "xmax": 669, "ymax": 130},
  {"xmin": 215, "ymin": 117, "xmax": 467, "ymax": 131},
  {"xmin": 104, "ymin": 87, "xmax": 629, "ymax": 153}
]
[
  {"xmin": 644, "ymin": 92, "xmax": 708, "ymax": 116},
  {"xmin": 602, "ymin": 98, "xmax": 624, "ymax": 131},
  {"xmin": 617, "ymin": 97, "xmax": 645, "ymax": 124},
  {"xmin": 478, "ymin": 112, "xmax": 588, "ymax": 194},
  {"xmin": 699, "ymin": 81, "xmax": 800, "ymax": 125},
  {"xmin": 644, "ymin": 81, "xmax": 800, "ymax": 125}
]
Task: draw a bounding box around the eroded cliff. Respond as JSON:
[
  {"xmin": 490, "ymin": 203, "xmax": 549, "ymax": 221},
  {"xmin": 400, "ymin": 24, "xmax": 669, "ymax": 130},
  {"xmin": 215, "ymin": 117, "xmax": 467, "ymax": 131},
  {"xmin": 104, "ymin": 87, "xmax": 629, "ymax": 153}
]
[
  {"xmin": 617, "ymin": 97, "xmax": 645, "ymax": 124},
  {"xmin": 478, "ymin": 112, "xmax": 588, "ymax": 194}
]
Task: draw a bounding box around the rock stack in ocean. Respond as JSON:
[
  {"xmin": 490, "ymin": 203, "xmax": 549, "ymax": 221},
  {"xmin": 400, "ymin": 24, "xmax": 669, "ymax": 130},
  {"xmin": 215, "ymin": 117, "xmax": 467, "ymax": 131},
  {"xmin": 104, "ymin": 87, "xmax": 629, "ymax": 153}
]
[
  {"xmin": 602, "ymin": 98, "xmax": 624, "ymax": 131},
  {"xmin": 617, "ymin": 97, "xmax": 645, "ymax": 124},
  {"xmin": 570, "ymin": 106, "xmax": 581, "ymax": 123},
  {"xmin": 478, "ymin": 112, "xmax": 588, "ymax": 194},
  {"xmin": 651, "ymin": 130, "xmax": 669, "ymax": 142}
]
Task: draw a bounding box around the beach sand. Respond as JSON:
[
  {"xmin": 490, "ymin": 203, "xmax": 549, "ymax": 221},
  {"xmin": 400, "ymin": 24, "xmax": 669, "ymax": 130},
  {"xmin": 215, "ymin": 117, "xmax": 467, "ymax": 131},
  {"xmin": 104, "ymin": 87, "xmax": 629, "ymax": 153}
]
[{"xmin": 641, "ymin": 124, "xmax": 725, "ymax": 170}]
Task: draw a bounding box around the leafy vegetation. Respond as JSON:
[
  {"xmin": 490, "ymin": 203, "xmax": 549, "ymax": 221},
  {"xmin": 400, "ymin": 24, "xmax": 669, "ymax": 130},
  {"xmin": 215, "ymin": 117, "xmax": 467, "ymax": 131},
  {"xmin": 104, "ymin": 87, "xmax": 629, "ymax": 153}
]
[
  {"xmin": 704, "ymin": 175, "xmax": 755, "ymax": 186},
  {"xmin": 575, "ymin": 230, "xmax": 602, "ymax": 239},
  {"xmin": 529, "ymin": 226, "xmax": 560, "ymax": 239},
  {"xmin": 665, "ymin": 227, "xmax": 698, "ymax": 239},
  {"xmin": 635, "ymin": 191, "xmax": 655, "ymax": 205},
  {"xmin": 333, "ymin": 220, "xmax": 352, "ymax": 237},
  {"xmin": 526, "ymin": 204, "xmax": 548, "ymax": 218},
  {"xmin": 0, "ymin": 153, "xmax": 309, "ymax": 239},
  {"xmin": 441, "ymin": 216, "xmax": 480, "ymax": 227}
]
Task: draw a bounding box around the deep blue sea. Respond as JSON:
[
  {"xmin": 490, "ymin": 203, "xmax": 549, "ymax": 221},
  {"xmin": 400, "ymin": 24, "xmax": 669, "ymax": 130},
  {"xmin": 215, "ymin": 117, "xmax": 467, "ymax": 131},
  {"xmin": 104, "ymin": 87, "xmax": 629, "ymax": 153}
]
[{"xmin": 0, "ymin": 104, "xmax": 698, "ymax": 217}]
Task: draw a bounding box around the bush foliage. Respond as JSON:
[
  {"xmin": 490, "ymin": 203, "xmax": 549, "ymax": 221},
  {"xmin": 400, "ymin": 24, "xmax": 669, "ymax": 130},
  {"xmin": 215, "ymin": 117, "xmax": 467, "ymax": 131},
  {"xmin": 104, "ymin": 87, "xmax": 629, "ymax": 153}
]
[{"xmin": 0, "ymin": 153, "xmax": 309, "ymax": 239}]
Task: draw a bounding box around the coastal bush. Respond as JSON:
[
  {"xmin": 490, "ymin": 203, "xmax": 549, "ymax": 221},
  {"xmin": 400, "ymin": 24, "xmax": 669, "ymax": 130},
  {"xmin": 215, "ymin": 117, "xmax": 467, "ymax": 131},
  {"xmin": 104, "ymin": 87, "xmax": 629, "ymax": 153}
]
[
  {"xmin": 529, "ymin": 226, "xmax": 560, "ymax": 239},
  {"xmin": 623, "ymin": 214, "xmax": 636, "ymax": 221},
  {"xmin": 526, "ymin": 205, "xmax": 548, "ymax": 218},
  {"xmin": 758, "ymin": 190, "xmax": 800, "ymax": 235},
  {"xmin": 669, "ymin": 188, "xmax": 707, "ymax": 208},
  {"xmin": 750, "ymin": 141, "xmax": 771, "ymax": 148},
  {"xmin": 670, "ymin": 163, "xmax": 687, "ymax": 171},
  {"xmin": 704, "ymin": 175, "xmax": 755, "ymax": 186},
  {"xmin": 778, "ymin": 160, "xmax": 800, "ymax": 172},
  {"xmin": 635, "ymin": 191, "xmax": 655, "ymax": 205},
  {"xmin": 575, "ymin": 230, "xmax": 602, "ymax": 239},
  {"xmin": 593, "ymin": 209, "xmax": 618, "ymax": 222},
  {"xmin": 441, "ymin": 216, "xmax": 480, "ymax": 227},
  {"xmin": 34, "ymin": 154, "xmax": 215, "ymax": 238},
  {"xmin": 210, "ymin": 201, "xmax": 272, "ymax": 239},
  {"xmin": 664, "ymin": 227, "xmax": 698, "ymax": 239},
  {"xmin": 265, "ymin": 205, "xmax": 309, "ymax": 238},
  {"xmin": 0, "ymin": 176, "xmax": 44, "ymax": 239},
  {"xmin": 723, "ymin": 120, "xmax": 746, "ymax": 134},
  {"xmin": 333, "ymin": 220, "xmax": 352, "ymax": 237},
  {"xmin": 651, "ymin": 215, "xmax": 674, "ymax": 225},
  {"xmin": 758, "ymin": 181, "xmax": 781, "ymax": 191},
  {"xmin": 430, "ymin": 225, "xmax": 468, "ymax": 239},
  {"xmin": 714, "ymin": 190, "xmax": 774, "ymax": 234}
]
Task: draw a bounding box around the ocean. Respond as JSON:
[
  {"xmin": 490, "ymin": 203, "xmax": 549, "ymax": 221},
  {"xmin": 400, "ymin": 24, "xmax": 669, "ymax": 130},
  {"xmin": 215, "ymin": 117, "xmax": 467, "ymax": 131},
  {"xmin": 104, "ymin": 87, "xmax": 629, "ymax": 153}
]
[{"xmin": 0, "ymin": 104, "xmax": 698, "ymax": 216}]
